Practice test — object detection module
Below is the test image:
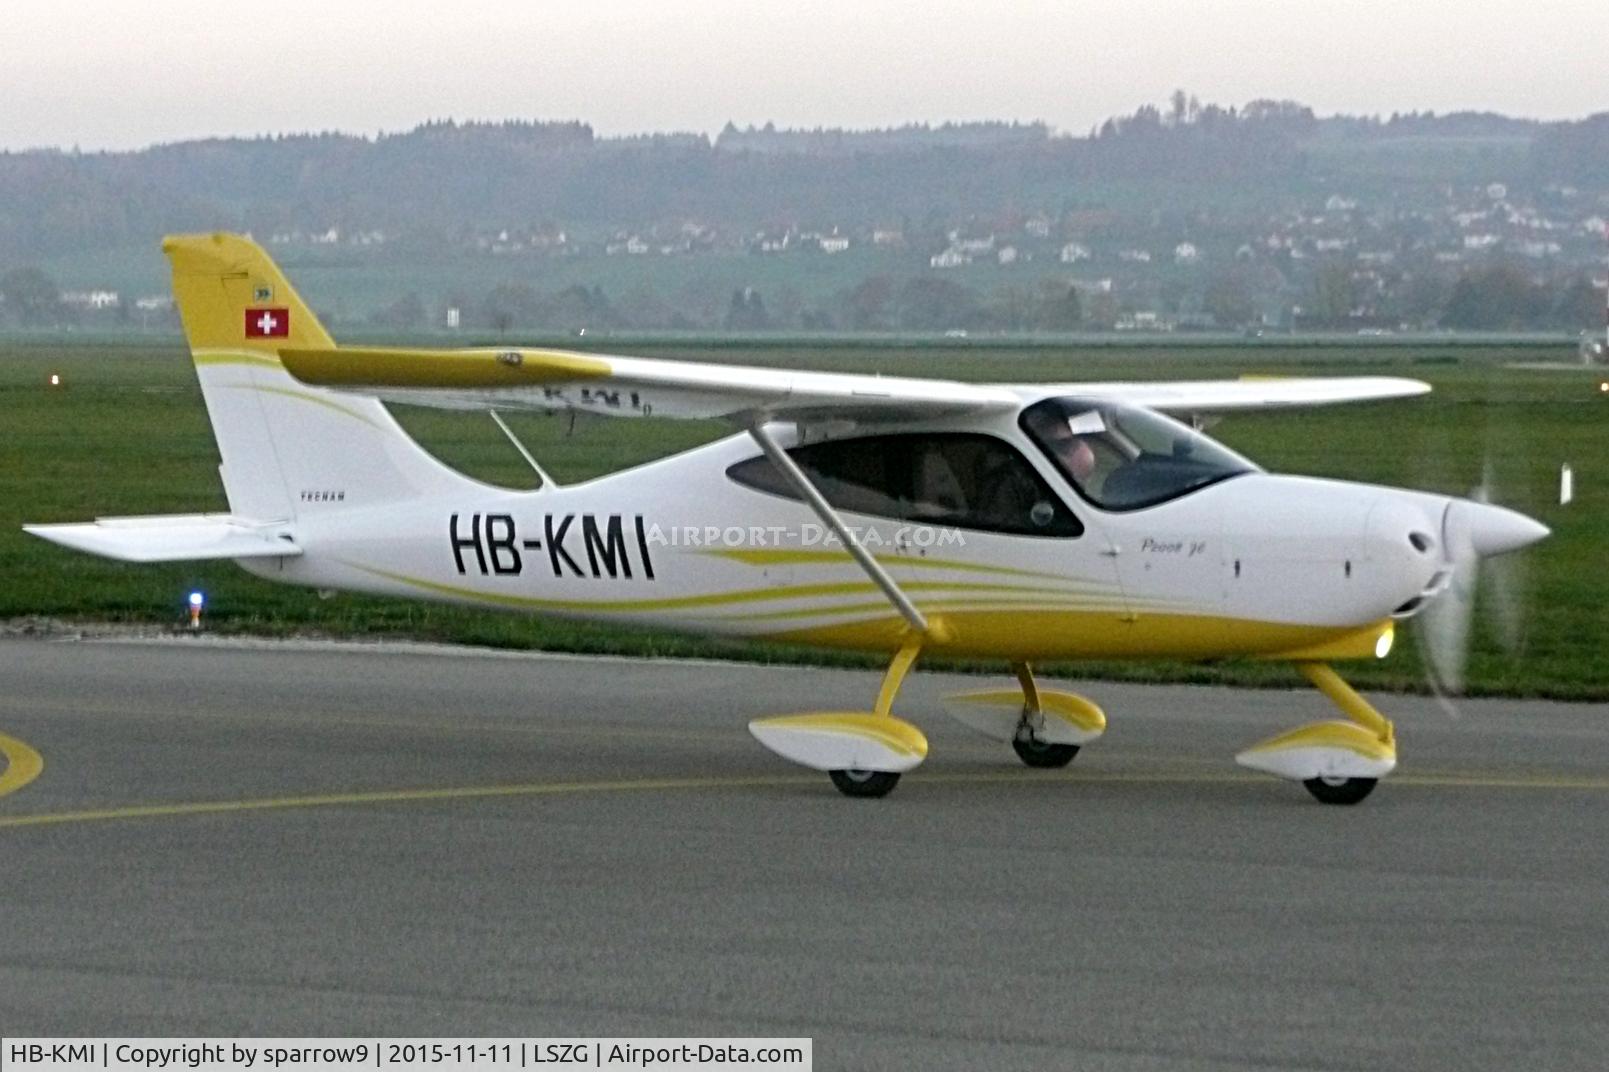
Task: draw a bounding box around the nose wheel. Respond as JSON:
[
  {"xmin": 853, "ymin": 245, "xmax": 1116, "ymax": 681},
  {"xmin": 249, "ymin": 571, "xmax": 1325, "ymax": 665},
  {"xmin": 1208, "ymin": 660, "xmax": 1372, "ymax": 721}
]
[{"xmin": 1237, "ymin": 664, "xmax": 1396, "ymax": 805}]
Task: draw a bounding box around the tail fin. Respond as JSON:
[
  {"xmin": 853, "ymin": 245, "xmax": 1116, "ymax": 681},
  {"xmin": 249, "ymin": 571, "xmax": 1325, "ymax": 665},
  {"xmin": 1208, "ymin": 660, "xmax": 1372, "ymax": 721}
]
[{"xmin": 165, "ymin": 233, "xmax": 471, "ymax": 521}]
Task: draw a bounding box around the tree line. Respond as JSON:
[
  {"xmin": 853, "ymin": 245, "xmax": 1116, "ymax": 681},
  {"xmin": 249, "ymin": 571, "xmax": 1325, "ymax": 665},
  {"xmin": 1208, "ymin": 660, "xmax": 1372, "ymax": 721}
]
[{"xmin": 2, "ymin": 103, "xmax": 1605, "ymax": 263}]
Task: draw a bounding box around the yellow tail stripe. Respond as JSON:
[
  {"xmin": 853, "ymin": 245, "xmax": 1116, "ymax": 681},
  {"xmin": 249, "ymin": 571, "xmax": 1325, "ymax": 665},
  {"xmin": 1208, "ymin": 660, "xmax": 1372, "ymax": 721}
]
[{"xmin": 193, "ymin": 351, "xmax": 284, "ymax": 371}]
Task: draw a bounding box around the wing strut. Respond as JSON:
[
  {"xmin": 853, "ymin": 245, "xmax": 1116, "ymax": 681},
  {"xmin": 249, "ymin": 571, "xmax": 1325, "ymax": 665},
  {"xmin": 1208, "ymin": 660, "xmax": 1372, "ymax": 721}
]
[
  {"xmin": 747, "ymin": 423, "xmax": 929, "ymax": 635},
  {"xmin": 488, "ymin": 409, "xmax": 559, "ymax": 488}
]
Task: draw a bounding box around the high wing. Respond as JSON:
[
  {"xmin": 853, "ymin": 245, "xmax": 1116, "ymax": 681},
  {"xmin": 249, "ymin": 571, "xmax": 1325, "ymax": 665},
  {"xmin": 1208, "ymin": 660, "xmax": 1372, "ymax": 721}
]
[
  {"xmin": 280, "ymin": 347, "xmax": 1019, "ymax": 423},
  {"xmin": 279, "ymin": 345, "xmax": 1429, "ymax": 424},
  {"xmin": 1023, "ymin": 376, "xmax": 1433, "ymax": 413}
]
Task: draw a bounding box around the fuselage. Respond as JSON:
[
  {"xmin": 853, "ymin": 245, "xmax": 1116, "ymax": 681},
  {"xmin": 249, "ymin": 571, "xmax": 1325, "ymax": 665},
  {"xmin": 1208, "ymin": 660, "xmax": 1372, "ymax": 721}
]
[{"xmin": 246, "ymin": 407, "xmax": 1466, "ymax": 664}]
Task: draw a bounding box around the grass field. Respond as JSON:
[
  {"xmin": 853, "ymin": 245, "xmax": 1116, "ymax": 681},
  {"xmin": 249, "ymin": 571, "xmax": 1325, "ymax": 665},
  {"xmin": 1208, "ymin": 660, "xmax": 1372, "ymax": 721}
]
[{"xmin": 3, "ymin": 338, "xmax": 1605, "ymax": 699}]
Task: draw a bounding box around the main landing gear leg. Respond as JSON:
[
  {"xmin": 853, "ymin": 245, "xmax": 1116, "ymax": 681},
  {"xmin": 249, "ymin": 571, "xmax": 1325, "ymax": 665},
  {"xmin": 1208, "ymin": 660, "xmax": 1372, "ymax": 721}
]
[
  {"xmin": 827, "ymin": 636, "xmax": 924, "ymax": 798},
  {"xmin": 1235, "ymin": 662, "xmax": 1397, "ymax": 805},
  {"xmin": 1008, "ymin": 663, "xmax": 1080, "ymax": 768},
  {"xmin": 748, "ymin": 635, "xmax": 929, "ymax": 799}
]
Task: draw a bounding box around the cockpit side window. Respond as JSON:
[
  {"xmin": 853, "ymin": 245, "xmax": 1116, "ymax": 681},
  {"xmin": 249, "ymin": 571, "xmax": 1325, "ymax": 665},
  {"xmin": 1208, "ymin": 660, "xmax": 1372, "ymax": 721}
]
[
  {"xmin": 1020, "ymin": 397, "xmax": 1258, "ymax": 510},
  {"xmin": 727, "ymin": 432, "xmax": 1084, "ymax": 538}
]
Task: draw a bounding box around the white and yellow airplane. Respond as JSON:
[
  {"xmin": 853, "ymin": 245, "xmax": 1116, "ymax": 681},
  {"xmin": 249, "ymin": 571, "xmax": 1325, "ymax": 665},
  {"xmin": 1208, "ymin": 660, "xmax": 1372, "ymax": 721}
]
[{"xmin": 26, "ymin": 234, "xmax": 1550, "ymax": 803}]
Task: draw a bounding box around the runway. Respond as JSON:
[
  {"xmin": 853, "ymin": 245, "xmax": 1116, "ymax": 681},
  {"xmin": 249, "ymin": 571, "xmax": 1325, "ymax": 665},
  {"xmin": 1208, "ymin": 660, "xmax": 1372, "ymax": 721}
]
[{"xmin": 1, "ymin": 637, "xmax": 1605, "ymax": 1070}]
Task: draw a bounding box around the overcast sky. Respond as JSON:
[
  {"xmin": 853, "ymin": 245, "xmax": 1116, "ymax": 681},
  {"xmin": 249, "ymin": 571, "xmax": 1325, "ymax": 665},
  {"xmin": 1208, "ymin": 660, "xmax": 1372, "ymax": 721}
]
[{"xmin": 1, "ymin": 0, "xmax": 1602, "ymax": 151}]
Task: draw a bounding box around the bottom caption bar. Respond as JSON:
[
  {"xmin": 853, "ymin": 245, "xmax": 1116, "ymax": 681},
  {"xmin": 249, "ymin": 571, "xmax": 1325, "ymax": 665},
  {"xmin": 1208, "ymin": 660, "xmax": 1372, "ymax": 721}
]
[{"xmin": 0, "ymin": 1040, "xmax": 813, "ymax": 1072}]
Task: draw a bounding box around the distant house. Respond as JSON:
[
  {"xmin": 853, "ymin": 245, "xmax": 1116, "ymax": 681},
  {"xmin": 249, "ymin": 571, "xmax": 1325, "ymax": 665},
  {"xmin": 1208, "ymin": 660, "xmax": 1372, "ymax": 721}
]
[
  {"xmin": 951, "ymin": 234, "xmax": 995, "ymax": 256},
  {"xmin": 930, "ymin": 249, "xmax": 970, "ymax": 268},
  {"xmin": 754, "ymin": 231, "xmax": 793, "ymax": 253},
  {"xmin": 1173, "ymin": 242, "xmax": 1201, "ymax": 264},
  {"xmin": 1118, "ymin": 249, "xmax": 1151, "ymax": 263},
  {"xmin": 61, "ymin": 290, "xmax": 119, "ymax": 310},
  {"xmin": 1115, "ymin": 311, "xmax": 1172, "ymax": 331},
  {"xmin": 997, "ymin": 246, "xmax": 1019, "ymax": 265},
  {"xmin": 819, "ymin": 233, "xmax": 850, "ymax": 254},
  {"xmin": 1059, "ymin": 242, "xmax": 1091, "ymax": 264}
]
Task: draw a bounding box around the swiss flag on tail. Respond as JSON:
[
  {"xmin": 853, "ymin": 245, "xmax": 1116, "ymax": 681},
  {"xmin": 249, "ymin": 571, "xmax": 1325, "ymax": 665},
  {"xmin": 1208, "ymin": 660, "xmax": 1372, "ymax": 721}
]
[{"xmin": 245, "ymin": 308, "xmax": 290, "ymax": 338}]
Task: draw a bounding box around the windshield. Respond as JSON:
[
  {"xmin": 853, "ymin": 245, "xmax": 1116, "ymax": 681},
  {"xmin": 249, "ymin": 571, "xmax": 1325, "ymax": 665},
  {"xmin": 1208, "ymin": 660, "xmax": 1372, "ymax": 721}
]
[{"xmin": 1020, "ymin": 397, "xmax": 1259, "ymax": 510}]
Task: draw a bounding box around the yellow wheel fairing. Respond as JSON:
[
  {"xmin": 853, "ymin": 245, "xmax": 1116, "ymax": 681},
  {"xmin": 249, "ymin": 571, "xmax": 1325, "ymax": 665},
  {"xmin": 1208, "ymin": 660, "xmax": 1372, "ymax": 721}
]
[
  {"xmin": 944, "ymin": 688, "xmax": 1109, "ymax": 746},
  {"xmin": 1235, "ymin": 720, "xmax": 1399, "ymax": 783},
  {"xmin": 1239, "ymin": 720, "xmax": 1396, "ymax": 761},
  {"xmin": 747, "ymin": 713, "xmax": 929, "ymax": 773}
]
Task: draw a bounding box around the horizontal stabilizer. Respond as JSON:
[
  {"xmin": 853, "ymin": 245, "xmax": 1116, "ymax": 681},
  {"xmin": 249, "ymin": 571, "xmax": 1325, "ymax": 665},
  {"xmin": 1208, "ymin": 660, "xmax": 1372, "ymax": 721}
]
[{"xmin": 23, "ymin": 514, "xmax": 300, "ymax": 563}]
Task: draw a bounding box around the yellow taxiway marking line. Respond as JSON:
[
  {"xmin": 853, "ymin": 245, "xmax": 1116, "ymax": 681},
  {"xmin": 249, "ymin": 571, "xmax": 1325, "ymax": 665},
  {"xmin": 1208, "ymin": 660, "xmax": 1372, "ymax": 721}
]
[
  {"xmin": 0, "ymin": 776, "xmax": 815, "ymax": 829},
  {"xmin": 1, "ymin": 768, "xmax": 1605, "ymax": 831},
  {"xmin": 0, "ymin": 733, "xmax": 44, "ymax": 800}
]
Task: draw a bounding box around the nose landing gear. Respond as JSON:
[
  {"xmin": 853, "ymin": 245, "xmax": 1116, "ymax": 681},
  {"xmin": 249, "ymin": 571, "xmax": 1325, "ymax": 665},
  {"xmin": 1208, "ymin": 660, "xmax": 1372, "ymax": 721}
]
[{"xmin": 1236, "ymin": 662, "xmax": 1397, "ymax": 805}]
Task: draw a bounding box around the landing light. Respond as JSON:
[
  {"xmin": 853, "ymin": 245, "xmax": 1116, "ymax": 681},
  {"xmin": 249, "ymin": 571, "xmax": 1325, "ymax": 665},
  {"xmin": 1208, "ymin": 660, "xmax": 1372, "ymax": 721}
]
[
  {"xmin": 48, "ymin": 373, "xmax": 61, "ymax": 387},
  {"xmin": 1599, "ymin": 381, "xmax": 1608, "ymax": 394},
  {"xmin": 1374, "ymin": 624, "xmax": 1395, "ymax": 660},
  {"xmin": 188, "ymin": 591, "xmax": 205, "ymax": 630}
]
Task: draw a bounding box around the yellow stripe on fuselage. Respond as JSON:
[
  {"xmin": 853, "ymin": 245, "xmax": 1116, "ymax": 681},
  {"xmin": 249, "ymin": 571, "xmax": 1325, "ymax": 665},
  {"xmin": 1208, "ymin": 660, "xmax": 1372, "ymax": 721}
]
[
  {"xmin": 342, "ymin": 561, "xmax": 1387, "ymax": 662},
  {"xmin": 702, "ymin": 548, "xmax": 1106, "ymax": 585},
  {"xmin": 343, "ymin": 562, "xmax": 1121, "ymax": 615},
  {"xmin": 758, "ymin": 609, "xmax": 1392, "ymax": 662}
]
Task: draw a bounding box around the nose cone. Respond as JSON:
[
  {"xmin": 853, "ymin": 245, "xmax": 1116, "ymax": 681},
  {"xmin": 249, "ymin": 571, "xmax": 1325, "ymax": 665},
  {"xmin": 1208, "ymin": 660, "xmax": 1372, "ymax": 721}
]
[{"xmin": 1450, "ymin": 500, "xmax": 1550, "ymax": 557}]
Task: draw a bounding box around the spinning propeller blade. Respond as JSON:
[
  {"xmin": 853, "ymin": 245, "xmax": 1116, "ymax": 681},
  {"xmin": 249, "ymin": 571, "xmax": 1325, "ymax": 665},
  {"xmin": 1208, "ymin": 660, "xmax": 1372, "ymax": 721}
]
[{"xmin": 1415, "ymin": 457, "xmax": 1548, "ymax": 705}]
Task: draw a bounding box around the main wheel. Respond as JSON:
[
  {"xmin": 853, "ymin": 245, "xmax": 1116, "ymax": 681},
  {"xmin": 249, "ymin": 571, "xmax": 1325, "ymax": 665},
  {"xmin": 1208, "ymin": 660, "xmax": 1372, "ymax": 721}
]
[
  {"xmin": 1303, "ymin": 776, "xmax": 1378, "ymax": 805},
  {"xmin": 1012, "ymin": 737, "xmax": 1080, "ymax": 769},
  {"xmin": 828, "ymin": 769, "xmax": 902, "ymax": 798}
]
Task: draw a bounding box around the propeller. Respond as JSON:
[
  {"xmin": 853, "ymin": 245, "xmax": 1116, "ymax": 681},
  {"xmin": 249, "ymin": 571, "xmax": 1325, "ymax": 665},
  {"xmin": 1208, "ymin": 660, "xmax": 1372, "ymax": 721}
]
[
  {"xmin": 1471, "ymin": 464, "xmax": 1532, "ymax": 657},
  {"xmin": 1413, "ymin": 463, "xmax": 1547, "ymax": 705}
]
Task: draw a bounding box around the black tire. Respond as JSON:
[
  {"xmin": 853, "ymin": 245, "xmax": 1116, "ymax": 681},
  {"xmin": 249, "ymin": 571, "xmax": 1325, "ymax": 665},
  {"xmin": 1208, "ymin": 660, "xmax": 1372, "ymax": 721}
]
[
  {"xmin": 1303, "ymin": 776, "xmax": 1378, "ymax": 805},
  {"xmin": 828, "ymin": 769, "xmax": 902, "ymax": 798},
  {"xmin": 1012, "ymin": 737, "xmax": 1081, "ymax": 769}
]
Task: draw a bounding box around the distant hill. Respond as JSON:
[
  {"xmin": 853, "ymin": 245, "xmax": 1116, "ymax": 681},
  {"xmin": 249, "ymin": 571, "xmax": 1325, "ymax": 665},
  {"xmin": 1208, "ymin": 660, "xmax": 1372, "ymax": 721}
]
[
  {"xmin": 2, "ymin": 103, "xmax": 1602, "ymax": 264},
  {"xmin": 2, "ymin": 100, "xmax": 1605, "ymax": 335}
]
